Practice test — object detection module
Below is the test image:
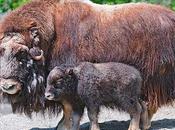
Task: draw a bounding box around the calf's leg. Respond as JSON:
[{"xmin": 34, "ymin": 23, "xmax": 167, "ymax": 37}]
[
  {"xmin": 87, "ymin": 107, "xmax": 100, "ymax": 130},
  {"xmin": 72, "ymin": 107, "xmax": 84, "ymax": 130},
  {"xmin": 56, "ymin": 101, "xmax": 73, "ymax": 130},
  {"xmin": 56, "ymin": 101, "xmax": 84, "ymax": 130}
]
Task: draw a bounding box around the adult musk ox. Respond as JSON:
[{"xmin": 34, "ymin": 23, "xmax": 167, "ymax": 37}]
[
  {"xmin": 0, "ymin": 0, "xmax": 175, "ymax": 129},
  {"xmin": 45, "ymin": 62, "xmax": 149, "ymax": 130}
]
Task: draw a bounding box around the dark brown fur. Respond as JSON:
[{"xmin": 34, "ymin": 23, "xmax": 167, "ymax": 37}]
[
  {"xmin": 45, "ymin": 62, "xmax": 144, "ymax": 130},
  {"xmin": 0, "ymin": 0, "xmax": 175, "ymax": 126}
]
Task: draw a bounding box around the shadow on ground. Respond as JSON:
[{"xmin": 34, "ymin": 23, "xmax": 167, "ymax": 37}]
[{"xmin": 30, "ymin": 119, "xmax": 175, "ymax": 130}]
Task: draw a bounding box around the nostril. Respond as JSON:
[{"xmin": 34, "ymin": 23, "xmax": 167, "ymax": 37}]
[
  {"xmin": 2, "ymin": 84, "xmax": 16, "ymax": 90},
  {"xmin": 0, "ymin": 79, "xmax": 21, "ymax": 94},
  {"xmin": 45, "ymin": 93, "xmax": 54, "ymax": 100}
]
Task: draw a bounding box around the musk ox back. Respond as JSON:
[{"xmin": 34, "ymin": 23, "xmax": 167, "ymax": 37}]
[{"xmin": 45, "ymin": 62, "xmax": 149, "ymax": 130}]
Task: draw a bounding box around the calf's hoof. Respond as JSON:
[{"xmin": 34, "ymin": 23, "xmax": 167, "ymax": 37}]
[{"xmin": 128, "ymin": 128, "xmax": 141, "ymax": 130}]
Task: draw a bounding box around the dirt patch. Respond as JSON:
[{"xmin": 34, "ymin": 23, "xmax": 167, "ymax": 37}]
[{"xmin": 0, "ymin": 105, "xmax": 175, "ymax": 130}]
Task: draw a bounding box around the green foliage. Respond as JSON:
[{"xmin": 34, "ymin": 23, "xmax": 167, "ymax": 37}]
[
  {"xmin": 0, "ymin": 0, "xmax": 28, "ymax": 13},
  {"xmin": 92, "ymin": 0, "xmax": 174, "ymax": 6},
  {"xmin": 171, "ymin": 0, "xmax": 175, "ymax": 10},
  {"xmin": 0, "ymin": 0, "xmax": 174, "ymax": 13},
  {"xmin": 92, "ymin": 0, "xmax": 174, "ymax": 9}
]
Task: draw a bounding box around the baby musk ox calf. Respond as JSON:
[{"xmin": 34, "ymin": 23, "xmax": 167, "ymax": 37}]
[{"xmin": 45, "ymin": 62, "xmax": 149, "ymax": 130}]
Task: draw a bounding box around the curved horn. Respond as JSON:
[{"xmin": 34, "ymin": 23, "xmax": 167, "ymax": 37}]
[
  {"xmin": 29, "ymin": 47, "xmax": 44, "ymax": 61},
  {"xmin": 33, "ymin": 50, "xmax": 43, "ymax": 60}
]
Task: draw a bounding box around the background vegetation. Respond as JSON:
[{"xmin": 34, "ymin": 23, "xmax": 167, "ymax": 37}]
[{"xmin": 0, "ymin": 0, "xmax": 175, "ymax": 13}]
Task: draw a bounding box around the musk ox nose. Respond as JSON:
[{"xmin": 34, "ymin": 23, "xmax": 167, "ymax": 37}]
[
  {"xmin": 45, "ymin": 92, "xmax": 55, "ymax": 100},
  {"xmin": 0, "ymin": 78, "xmax": 21, "ymax": 95},
  {"xmin": 1, "ymin": 84, "xmax": 16, "ymax": 90}
]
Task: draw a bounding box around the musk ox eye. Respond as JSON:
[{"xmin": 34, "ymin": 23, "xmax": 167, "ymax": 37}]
[
  {"xmin": 4, "ymin": 32, "xmax": 11, "ymax": 37},
  {"xmin": 15, "ymin": 50, "xmax": 28, "ymax": 62},
  {"xmin": 2, "ymin": 34, "xmax": 12, "ymax": 42}
]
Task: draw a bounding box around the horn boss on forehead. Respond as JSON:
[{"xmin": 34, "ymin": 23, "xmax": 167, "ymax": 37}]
[{"xmin": 28, "ymin": 25, "xmax": 44, "ymax": 61}]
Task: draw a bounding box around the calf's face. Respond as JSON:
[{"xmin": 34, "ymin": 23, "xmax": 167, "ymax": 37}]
[{"xmin": 45, "ymin": 67, "xmax": 75, "ymax": 101}]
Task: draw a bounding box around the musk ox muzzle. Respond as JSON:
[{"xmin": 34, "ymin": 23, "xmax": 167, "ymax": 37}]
[
  {"xmin": 0, "ymin": 78, "xmax": 21, "ymax": 94},
  {"xmin": 0, "ymin": 34, "xmax": 28, "ymax": 95}
]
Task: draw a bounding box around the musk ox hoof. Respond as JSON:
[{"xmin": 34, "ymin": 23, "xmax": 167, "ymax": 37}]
[
  {"xmin": 142, "ymin": 123, "xmax": 151, "ymax": 130},
  {"xmin": 141, "ymin": 119, "xmax": 151, "ymax": 130}
]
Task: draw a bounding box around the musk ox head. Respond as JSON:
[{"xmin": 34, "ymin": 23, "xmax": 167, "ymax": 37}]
[
  {"xmin": 0, "ymin": 0, "xmax": 55, "ymax": 97},
  {"xmin": 45, "ymin": 66, "xmax": 77, "ymax": 101},
  {"xmin": 0, "ymin": 11, "xmax": 56, "ymax": 115},
  {"xmin": 0, "ymin": 25, "xmax": 46, "ymax": 114},
  {"xmin": 0, "ymin": 31, "xmax": 44, "ymax": 94}
]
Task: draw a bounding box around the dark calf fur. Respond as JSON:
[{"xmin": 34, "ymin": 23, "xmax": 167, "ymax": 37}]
[{"xmin": 45, "ymin": 62, "xmax": 149, "ymax": 130}]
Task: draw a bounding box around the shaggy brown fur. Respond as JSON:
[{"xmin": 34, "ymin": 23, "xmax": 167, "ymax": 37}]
[
  {"xmin": 45, "ymin": 62, "xmax": 148, "ymax": 130},
  {"xmin": 0, "ymin": 0, "xmax": 60, "ymax": 116},
  {"xmin": 0, "ymin": 34, "xmax": 60, "ymax": 116},
  {"xmin": 0, "ymin": 0, "xmax": 175, "ymax": 128}
]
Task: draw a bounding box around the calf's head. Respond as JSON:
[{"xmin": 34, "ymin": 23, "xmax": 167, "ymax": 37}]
[{"xmin": 45, "ymin": 67, "xmax": 77, "ymax": 101}]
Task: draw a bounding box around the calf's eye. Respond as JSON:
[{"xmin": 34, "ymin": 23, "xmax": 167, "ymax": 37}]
[{"xmin": 55, "ymin": 82, "xmax": 64, "ymax": 89}]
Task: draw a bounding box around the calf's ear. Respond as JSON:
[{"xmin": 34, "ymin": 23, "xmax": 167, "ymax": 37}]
[{"xmin": 65, "ymin": 68, "xmax": 74, "ymax": 75}]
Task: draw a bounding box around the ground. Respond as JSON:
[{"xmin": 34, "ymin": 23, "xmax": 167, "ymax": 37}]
[{"xmin": 0, "ymin": 103, "xmax": 174, "ymax": 130}]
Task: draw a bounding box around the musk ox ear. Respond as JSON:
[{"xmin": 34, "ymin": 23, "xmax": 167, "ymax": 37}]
[
  {"xmin": 29, "ymin": 27, "xmax": 40, "ymax": 45},
  {"xmin": 29, "ymin": 47, "xmax": 44, "ymax": 61}
]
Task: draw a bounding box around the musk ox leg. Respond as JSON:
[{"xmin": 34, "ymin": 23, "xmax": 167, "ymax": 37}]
[
  {"xmin": 148, "ymin": 108, "xmax": 157, "ymax": 121},
  {"xmin": 140, "ymin": 101, "xmax": 151, "ymax": 130},
  {"xmin": 128, "ymin": 102, "xmax": 142, "ymax": 130},
  {"xmin": 87, "ymin": 107, "xmax": 100, "ymax": 130}
]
